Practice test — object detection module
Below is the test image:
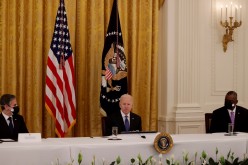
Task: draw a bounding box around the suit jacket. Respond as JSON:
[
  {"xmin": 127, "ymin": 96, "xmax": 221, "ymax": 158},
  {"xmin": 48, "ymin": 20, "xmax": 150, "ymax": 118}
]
[
  {"xmin": 210, "ymin": 106, "xmax": 248, "ymax": 133},
  {"xmin": 0, "ymin": 113, "xmax": 29, "ymax": 140},
  {"xmin": 106, "ymin": 111, "xmax": 142, "ymax": 136}
]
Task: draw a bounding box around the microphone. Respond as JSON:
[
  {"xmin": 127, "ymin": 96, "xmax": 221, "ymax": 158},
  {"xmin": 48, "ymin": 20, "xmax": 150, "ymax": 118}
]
[
  {"xmin": 140, "ymin": 135, "xmax": 146, "ymax": 139},
  {"xmin": 137, "ymin": 130, "xmax": 146, "ymax": 139}
]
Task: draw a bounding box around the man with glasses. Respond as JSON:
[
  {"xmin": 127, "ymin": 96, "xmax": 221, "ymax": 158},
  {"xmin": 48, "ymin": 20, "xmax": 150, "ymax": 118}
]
[{"xmin": 0, "ymin": 94, "xmax": 28, "ymax": 140}]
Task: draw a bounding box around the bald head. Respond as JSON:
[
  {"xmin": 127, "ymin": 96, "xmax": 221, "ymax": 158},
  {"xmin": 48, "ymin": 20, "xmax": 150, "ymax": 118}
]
[{"xmin": 119, "ymin": 94, "xmax": 133, "ymax": 115}]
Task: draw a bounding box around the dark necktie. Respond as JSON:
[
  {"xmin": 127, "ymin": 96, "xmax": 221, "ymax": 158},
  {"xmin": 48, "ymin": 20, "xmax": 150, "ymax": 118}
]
[
  {"xmin": 8, "ymin": 117, "xmax": 14, "ymax": 134},
  {"xmin": 124, "ymin": 116, "xmax": 130, "ymax": 131}
]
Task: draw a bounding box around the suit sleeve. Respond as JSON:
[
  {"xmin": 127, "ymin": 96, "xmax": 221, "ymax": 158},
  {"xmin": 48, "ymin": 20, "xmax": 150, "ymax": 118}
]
[
  {"xmin": 19, "ymin": 116, "xmax": 29, "ymax": 133},
  {"xmin": 138, "ymin": 115, "xmax": 142, "ymax": 131},
  {"xmin": 132, "ymin": 114, "xmax": 142, "ymax": 131},
  {"xmin": 210, "ymin": 111, "xmax": 218, "ymax": 133}
]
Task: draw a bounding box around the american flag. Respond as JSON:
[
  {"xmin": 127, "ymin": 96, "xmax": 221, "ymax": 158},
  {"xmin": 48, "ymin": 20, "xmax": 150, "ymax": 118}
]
[
  {"xmin": 105, "ymin": 67, "xmax": 113, "ymax": 80},
  {"xmin": 45, "ymin": 0, "xmax": 76, "ymax": 137}
]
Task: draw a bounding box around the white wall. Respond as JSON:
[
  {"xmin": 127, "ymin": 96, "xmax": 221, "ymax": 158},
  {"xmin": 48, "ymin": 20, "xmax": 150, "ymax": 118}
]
[{"xmin": 158, "ymin": 0, "xmax": 248, "ymax": 134}]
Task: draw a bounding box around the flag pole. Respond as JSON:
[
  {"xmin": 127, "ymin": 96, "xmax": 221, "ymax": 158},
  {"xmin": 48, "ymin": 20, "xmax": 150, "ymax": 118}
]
[
  {"xmin": 116, "ymin": 0, "xmax": 120, "ymax": 69},
  {"xmin": 59, "ymin": 0, "xmax": 65, "ymax": 69},
  {"xmin": 116, "ymin": 0, "xmax": 119, "ymax": 46}
]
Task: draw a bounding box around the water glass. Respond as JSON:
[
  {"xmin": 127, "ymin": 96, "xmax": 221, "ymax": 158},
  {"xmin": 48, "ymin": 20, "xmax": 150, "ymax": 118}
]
[
  {"xmin": 228, "ymin": 123, "xmax": 234, "ymax": 135},
  {"xmin": 112, "ymin": 126, "xmax": 118, "ymax": 138}
]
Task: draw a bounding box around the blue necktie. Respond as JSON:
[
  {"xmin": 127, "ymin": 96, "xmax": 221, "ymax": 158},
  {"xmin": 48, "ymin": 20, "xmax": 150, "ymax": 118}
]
[
  {"xmin": 125, "ymin": 116, "xmax": 130, "ymax": 131},
  {"xmin": 8, "ymin": 117, "xmax": 14, "ymax": 134}
]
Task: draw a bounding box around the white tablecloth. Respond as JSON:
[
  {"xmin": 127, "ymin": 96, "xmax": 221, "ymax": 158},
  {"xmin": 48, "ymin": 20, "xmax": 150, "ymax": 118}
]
[
  {"xmin": 0, "ymin": 140, "xmax": 70, "ymax": 165},
  {"xmin": 0, "ymin": 133, "xmax": 248, "ymax": 165},
  {"xmin": 169, "ymin": 133, "xmax": 248, "ymax": 164}
]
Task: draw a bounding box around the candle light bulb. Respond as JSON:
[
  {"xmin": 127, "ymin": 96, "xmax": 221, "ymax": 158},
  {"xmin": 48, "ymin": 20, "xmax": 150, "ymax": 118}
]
[
  {"xmin": 240, "ymin": 5, "xmax": 242, "ymax": 21},
  {"xmin": 235, "ymin": 5, "xmax": 238, "ymax": 20},
  {"xmin": 225, "ymin": 5, "xmax": 228, "ymax": 20},
  {"xmin": 221, "ymin": 5, "xmax": 223, "ymax": 21}
]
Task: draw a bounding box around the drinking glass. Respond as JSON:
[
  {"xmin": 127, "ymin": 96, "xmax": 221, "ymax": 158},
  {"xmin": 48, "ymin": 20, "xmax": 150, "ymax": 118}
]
[
  {"xmin": 228, "ymin": 123, "xmax": 234, "ymax": 135},
  {"xmin": 112, "ymin": 126, "xmax": 118, "ymax": 138}
]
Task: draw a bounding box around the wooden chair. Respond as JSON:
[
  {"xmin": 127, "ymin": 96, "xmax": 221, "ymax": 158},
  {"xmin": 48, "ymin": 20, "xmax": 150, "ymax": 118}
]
[
  {"xmin": 205, "ymin": 113, "xmax": 213, "ymax": 133},
  {"xmin": 101, "ymin": 116, "xmax": 108, "ymax": 136}
]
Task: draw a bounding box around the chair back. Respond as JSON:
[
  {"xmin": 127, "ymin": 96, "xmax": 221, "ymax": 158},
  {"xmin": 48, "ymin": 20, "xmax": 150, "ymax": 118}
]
[
  {"xmin": 101, "ymin": 116, "xmax": 108, "ymax": 136},
  {"xmin": 205, "ymin": 113, "xmax": 213, "ymax": 133}
]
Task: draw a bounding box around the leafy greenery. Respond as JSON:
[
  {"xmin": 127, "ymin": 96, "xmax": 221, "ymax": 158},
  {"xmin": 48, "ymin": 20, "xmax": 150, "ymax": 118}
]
[
  {"xmin": 52, "ymin": 148, "xmax": 248, "ymax": 165},
  {"xmin": 199, "ymin": 149, "xmax": 248, "ymax": 165},
  {"xmin": 78, "ymin": 151, "xmax": 83, "ymax": 165}
]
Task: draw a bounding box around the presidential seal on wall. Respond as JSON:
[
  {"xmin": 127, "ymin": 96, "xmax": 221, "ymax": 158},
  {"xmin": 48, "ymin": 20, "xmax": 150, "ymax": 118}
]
[{"xmin": 154, "ymin": 132, "xmax": 173, "ymax": 154}]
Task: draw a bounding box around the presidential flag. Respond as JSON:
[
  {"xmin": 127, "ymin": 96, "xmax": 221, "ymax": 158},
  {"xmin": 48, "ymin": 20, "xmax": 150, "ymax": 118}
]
[
  {"xmin": 100, "ymin": 0, "xmax": 128, "ymax": 116},
  {"xmin": 45, "ymin": 0, "xmax": 76, "ymax": 137}
]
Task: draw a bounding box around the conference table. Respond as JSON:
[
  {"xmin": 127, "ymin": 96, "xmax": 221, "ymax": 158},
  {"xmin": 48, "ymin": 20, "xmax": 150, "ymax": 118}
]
[{"xmin": 0, "ymin": 132, "xmax": 248, "ymax": 165}]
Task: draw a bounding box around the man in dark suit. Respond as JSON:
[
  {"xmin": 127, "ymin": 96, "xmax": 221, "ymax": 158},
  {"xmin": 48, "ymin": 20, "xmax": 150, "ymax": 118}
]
[
  {"xmin": 210, "ymin": 91, "xmax": 248, "ymax": 133},
  {"xmin": 0, "ymin": 94, "xmax": 29, "ymax": 140},
  {"xmin": 106, "ymin": 94, "xmax": 142, "ymax": 135}
]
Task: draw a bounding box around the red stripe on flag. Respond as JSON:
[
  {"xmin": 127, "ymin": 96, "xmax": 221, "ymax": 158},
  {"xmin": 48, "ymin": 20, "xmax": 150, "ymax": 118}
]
[
  {"xmin": 46, "ymin": 63, "xmax": 65, "ymax": 136},
  {"xmin": 105, "ymin": 67, "xmax": 113, "ymax": 80},
  {"xmin": 45, "ymin": 96, "xmax": 56, "ymax": 119},
  {"xmin": 67, "ymin": 57, "xmax": 76, "ymax": 118},
  {"xmin": 62, "ymin": 68, "xmax": 71, "ymax": 127},
  {"xmin": 63, "ymin": 60, "xmax": 76, "ymax": 122},
  {"xmin": 45, "ymin": 100, "xmax": 64, "ymax": 136},
  {"xmin": 47, "ymin": 57, "xmax": 65, "ymax": 118}
]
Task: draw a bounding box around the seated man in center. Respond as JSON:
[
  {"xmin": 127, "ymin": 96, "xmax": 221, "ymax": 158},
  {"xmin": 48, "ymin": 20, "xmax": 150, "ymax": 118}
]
[{"xmin": 106, "ymin": 94, "xmax": 142, "ymax": 135}]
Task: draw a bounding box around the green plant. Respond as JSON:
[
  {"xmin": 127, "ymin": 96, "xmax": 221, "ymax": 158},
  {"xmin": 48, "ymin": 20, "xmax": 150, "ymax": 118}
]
[{"xmin": 52, "ymin": 148, "xmax": 248, "ymax": 165}]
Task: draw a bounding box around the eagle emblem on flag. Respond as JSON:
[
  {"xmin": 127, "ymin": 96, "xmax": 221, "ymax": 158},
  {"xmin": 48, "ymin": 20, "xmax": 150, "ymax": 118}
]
[{"xmin": 103, "ymin": 42, "xmax": 127, "ymax": 92}]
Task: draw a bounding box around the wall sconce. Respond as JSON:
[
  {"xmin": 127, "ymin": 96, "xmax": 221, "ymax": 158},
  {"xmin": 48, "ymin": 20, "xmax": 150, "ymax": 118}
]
[{"xmin": 220, "ymin": 2, "xmax": 242, "ymax": 52}]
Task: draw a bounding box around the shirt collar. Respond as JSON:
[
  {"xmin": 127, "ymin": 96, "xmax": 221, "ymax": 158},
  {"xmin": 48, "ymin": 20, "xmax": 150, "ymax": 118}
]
[
  {"xmin": 228, "ymin": 106, "xmax": 236, "ymax": 114},
  {"xmin": 2, "ymin": 112, "xmax": 12, "ymax": 121},
  {"xmin": 120, "ymin": 110, "xmax": 130, "ymax": 118}
]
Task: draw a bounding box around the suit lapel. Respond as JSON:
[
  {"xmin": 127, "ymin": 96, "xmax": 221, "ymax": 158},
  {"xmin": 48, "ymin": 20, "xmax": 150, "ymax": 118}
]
[
  {"xmin": 117, "ymin": 111, "xmax": 125, "ymax": 131},
  {"xmin": 0, "ymin": 113, "xmax": 13, "ymax": 135},
  {"xmin": 234, "ymin": 107, "xmax": 241, "ymax": 125},
  {"xmin": 0, "ymin": 113, "xmax": 9, "ymax": 128},
  {"xmin": 13, "ymin": 116, "xmax": 20, "ymax": 132},
  {"xmin": 224, "ymin": 108, "xmax": 231, "ymax": 123}
]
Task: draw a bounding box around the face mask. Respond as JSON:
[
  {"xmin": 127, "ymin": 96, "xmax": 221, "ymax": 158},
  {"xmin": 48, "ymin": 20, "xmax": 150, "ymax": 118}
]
[
  {"xmin": 11, "ymin": 106, "xmax": 19, "ymax": 115},
  {"xmin": 224, "ymin": 100, "xmax": 234, "ymax": 110}
]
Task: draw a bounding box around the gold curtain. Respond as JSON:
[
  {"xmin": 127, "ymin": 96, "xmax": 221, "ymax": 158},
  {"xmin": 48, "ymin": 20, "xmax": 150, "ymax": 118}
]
[{"xmin": 0, "ymin": 0, "xmax": 160, "ymax": 137}]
